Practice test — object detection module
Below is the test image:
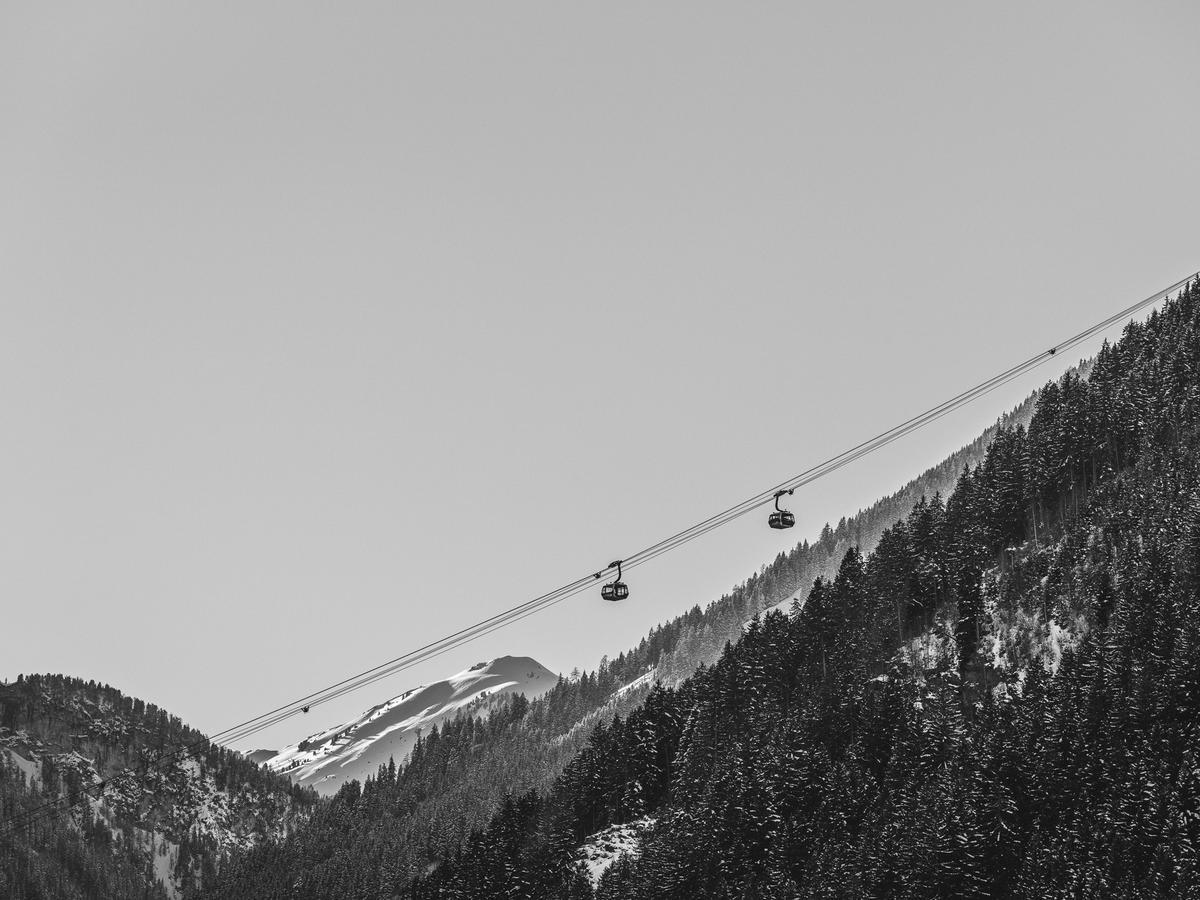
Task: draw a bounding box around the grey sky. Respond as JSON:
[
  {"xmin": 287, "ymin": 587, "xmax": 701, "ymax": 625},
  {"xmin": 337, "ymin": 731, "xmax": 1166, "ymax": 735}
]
[{"xmin": 2, "ymin": 2, "xmax": 1198, "ymax": 749}]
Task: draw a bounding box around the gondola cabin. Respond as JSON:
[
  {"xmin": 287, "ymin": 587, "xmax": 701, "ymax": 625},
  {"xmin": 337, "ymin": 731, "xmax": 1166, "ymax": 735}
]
[
  {"xmin": 768, "ymin": 509, "xmax": 795, "ymax": 529},
  {"xmin": 599, "ymin": 560, "xmax": 629, "ymax": 601},
  {"xmin": 769, "ymin": 489, "xmax": 795, "ymax": 529},
  {"xmin": 601, "ymin": 581, "xmax": 629, "ymax": 602}
]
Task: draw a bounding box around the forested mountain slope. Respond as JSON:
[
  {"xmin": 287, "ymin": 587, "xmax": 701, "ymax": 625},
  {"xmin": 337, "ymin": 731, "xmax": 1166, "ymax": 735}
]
[
  {"xmin": 399, "ymin": 282, "xmax": 1200, "ymax": 898},
  {"xmin": 0, "ymin": 675, "xmax": 316, "ymax": 899},
  {"xmin": 197, "ymin": 342, "xmax": 1112, "ymax": 898},
  {"xmin": 196, "ymin": 657, "xmax": 674, "ymax": 896},
  {"xmin": 197, "ymin": 369, "xmax": 1058, "ymax": 898},
  {"xmin": 651, "ymin": 381, "xmax": 1045, "ymax": 683}
]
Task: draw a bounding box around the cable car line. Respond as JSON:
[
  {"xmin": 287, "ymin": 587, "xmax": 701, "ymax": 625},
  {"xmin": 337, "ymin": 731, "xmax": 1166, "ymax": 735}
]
[
  {"xmin": 0, "ymin": 608, "xmax": 570, "ymax": 839},
  {"xmin": 593, "ymin": 269, "xmax": 1194, "ymax": 596},
  {"xmin": 0, "ymin": 574, "xmax": 603, "ymax": 840},
  {"xmin": 214, "ymin": 582, "xmax": 600, "ymax": 747},
  {"xmin": 201, "ymin": 575, "xmax": 601, "ymax": 745},
  {"xmin": 2, "ymin": 271, "xmax": 1192, "ymax": 839},
  {"xmin": 0, "ymin": 576, "xmax": 607, "ymax": 840},
  {"xmin": 1, "ymin": 270, "xmax": 1194, "ymax": 841},
  {"xmin": 1, "ymin": 272, "xmax": 1192, "ymax": 840},
  {"xmin": 1, "ymin": 339, "xmax": 1077, "ymax": 838},
  {"xmin": 615, "ymin": 349, "xmax": 1064, "ymax": 586}
]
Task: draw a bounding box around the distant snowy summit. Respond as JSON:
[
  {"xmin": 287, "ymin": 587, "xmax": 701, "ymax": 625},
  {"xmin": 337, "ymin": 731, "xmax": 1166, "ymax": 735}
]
[{"xmin": 259, "ymin": 656, "xmax": 558, "ymax": 796}]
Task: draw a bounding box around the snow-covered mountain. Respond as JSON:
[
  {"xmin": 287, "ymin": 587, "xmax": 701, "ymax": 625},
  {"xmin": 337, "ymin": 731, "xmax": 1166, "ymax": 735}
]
[{"xmin": 261, "ymin": 655, "xmax": 558, "ymax": 795}]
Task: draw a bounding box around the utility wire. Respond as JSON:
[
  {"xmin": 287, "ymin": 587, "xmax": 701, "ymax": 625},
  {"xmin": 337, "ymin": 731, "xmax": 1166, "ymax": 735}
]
[
  {"xmin": 1, "ymin": 270, "xmax": 1194, "ymax": 841},
  {"xmin": 614, "ymin": 272, "xmax": 1193, "ymax": 578},
  {"xmin": 0, "ymin": 576, "xmax": 600, "ymax": 839}
]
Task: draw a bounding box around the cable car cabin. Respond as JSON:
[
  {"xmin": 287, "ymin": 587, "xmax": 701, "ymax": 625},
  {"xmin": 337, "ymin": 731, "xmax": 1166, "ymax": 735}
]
[
  {"xmin": 769, "ymin": 490, "xmax": 795, "ymax": 529},
  {"xmin": 601, "ymin": 581, "xmax": 629, "ymax": 602},
  {"xmin": 769, "ymin": 509, "xmax": 795, "ymax": 529},
  {"xmin": 598, "ymin": 559, "xmax": 629, "ymax": 602}
]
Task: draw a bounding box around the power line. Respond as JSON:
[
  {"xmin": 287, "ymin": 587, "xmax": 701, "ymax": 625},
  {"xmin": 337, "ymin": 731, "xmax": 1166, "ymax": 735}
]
[{"xmin": 1, "ymin": 270, "xmax": 1194, "ymax": 840}]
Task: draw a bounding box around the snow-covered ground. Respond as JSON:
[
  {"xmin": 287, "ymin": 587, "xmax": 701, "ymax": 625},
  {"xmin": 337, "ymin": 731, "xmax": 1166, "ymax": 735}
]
[
  {"xmin": 577, "ymin": 816, "xmax": 654, "ymax": 886},
  {"xmin": 612, "ymin": 669, "xmax": 656, "ymax": 699},
  {"xmin": 5, "ymin": 745, "xmax": 41, "ymax": 785},
  {"xmin": 264, "ymin": 655, "xmax": 559, "ymax": 795}
]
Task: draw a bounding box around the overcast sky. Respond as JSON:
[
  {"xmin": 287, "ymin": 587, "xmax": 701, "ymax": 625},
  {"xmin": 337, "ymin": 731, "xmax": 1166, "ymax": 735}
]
[{"xmin": 2, "ymin": 2, "xmax": 1198, "ymax": 750}]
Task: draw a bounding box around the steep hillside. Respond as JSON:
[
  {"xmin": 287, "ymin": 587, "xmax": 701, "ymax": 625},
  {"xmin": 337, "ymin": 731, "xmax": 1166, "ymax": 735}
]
[
  {"xmin": 0, "ymin": 675, "xmax": 316, "ymax": 899},
  {"xmin": 198, "ymin": 663, "xmax": 665, "ymax": 896},
  {"xmin": 263, "ymin": 656, "xmax": 558, "ymax": 795},
  {"xmin": 402, "ymin": 282, "xmax": 1200, "ymax": 898},
  {"xmin": 650, "ymin": 378, "xmax": 1046, "ymax": 683},
  {"xmin": 198, "ymin": 352, "xmax": 1104, "ymax": 898}
]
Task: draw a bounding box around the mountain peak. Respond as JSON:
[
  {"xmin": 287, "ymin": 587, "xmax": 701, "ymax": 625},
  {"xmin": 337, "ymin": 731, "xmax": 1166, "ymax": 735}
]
[{"xmin": 265, "ymin": 656, "xmax": 557, "ymax": 795}]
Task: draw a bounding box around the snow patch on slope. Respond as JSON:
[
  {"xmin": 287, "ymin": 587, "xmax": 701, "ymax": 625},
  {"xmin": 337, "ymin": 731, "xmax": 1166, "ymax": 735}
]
[
  {"xmin": 577, "ymin": 816, "xmax": 654, "ymax": 886},
  {"xmin": 987, "ymin": 610, "xmax": 1087, "ymax": 698},
  {"xmin": 614, "ymin": 669, "xmax": 656, "ymax": 699},
  {"xmin": 5, "ymin": 747, "xmax": 41, "ymax": 786}
]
